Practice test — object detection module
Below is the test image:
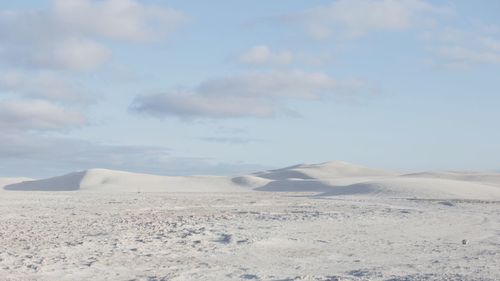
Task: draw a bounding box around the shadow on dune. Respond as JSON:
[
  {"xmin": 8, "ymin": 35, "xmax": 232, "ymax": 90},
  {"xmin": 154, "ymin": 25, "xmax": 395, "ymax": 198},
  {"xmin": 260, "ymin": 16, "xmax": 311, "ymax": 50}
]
[
  {"xmin": 314, "ymin": 183, "xmax": 374, "ymax": 197},
  {"xmin": 4, "ymin": 171, "xmax": 86, "ymax": 191},
  {"xmin": 254, "ymin": 179, "xmax": 375, "ymax": 195},
  {"xmin": 254, "ymin": 170, "xmax": 315, "ymax": 180},
  {"xmin": 254, "ymin": 179, "xmax": 333, "ymax": 192}
]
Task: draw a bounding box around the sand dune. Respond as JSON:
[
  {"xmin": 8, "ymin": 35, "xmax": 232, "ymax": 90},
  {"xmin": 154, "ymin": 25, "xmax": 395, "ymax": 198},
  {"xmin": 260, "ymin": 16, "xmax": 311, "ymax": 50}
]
[
  {"xmin": 5, "ymin": 162, "xmax": 500, "ymax": 200},
  {"xmin": 247, "ymin": 162, "xmax": 500, "ymax": 199},
  {"xmin": 318, "ymin": 178, "xmax": 500, "ymax": 200},
  {"xmin": 402, "ymin": 171, "xmax": 500, "ymax": 187},
  {"xmin": 254, "ymin": 179, "xmax": 334, "ymax": 192},
  {"xmin": 3, "ymin": 162, "xmax": 500, "ymax": 280},
  {"xmin": 0, "ymin": 177, "xmax": 32, "ymax": 190},
  {"xmin": 5, "ymin": 169, "xmax": 247, "ymax": 192},
  {"xmin": 254, "ymin": 160, "xmax": 397, "ymax": 180},
  {"xmin": 231, "ymin": 175, "xmax": 272, "ymax": 189}
]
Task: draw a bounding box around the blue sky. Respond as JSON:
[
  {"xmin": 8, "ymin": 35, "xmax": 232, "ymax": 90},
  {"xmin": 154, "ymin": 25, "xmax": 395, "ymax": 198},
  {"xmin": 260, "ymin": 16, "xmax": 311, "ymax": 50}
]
[{"xmin": 1, "ymin": 0, "xmax": 500, "ymax": 178}]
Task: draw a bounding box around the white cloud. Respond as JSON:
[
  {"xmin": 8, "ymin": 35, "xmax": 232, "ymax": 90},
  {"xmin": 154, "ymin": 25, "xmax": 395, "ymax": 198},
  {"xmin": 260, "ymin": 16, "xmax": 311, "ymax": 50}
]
[
  {"xmin": 132, "ymin": 71, "xmax": 369, "ymax": 119},
  {"xmin": 0, "ymin": 0, "xmax": 186, "ymax": 71},
  {"xmin": 286, "ymin": 0, "xmax": 453, "ymax": 39},
  {"xmin": 483, "ymin": 38, "xmax": 500, "ymax": 52},
  {"xmin": 0, "ymin": 72, "xmax": 89, "ymax": 103},
  {"xmin": 426, "ymin": 27, "xmax": 500, "ymax": 68},
  {"xmin": 198, "ymin": 71, "xmax": 336, "ymax": 99},
  {"xmin": 239, "ymin": 45, "xmax": 293, "ymax": 66},
  {"xmin": 53, "ymin": 0, "xmax": 187, "ymax": 42},
  {"xmin": 133, "ymin": 89, "xmax": 275, "ymax": 118},
  {"xmin": 197, "ymin": 137, "xmax": 262, "ymax": 145},
  {"xmin": 41, "ymin": 38, "xmax": 112, "ymax": 71},
  {"xmin": 238, "ymin": 45, "xmax": 337, "ymax": 67},
  {"xmin": 0, "ymin": 9, "xmax": 111, "ymax": 71},
  {"xmin": 436, "ymin": 46, "xmax": 500, "ymax": 66},
  {"xmin": 0, "ymin": 99, "xmax": 85, "ymax": 131},
  {"xmin": 0, "ymin": 0, "xmax": 188, "ymax": 140}
]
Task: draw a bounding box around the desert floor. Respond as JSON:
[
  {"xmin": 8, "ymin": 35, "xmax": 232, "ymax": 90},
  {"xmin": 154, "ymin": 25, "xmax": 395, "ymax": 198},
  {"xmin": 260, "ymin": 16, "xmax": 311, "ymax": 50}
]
[{"xmin": 0, "ymin": 192, "xmax": 499, "ymax": 281}]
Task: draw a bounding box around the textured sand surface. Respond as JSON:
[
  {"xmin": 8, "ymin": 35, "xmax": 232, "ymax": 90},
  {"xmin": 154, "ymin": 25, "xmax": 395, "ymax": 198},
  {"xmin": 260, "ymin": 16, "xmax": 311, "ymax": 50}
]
[
  {"xmin": 0, "ymin": 192, "xmax": 499, "ymax": 281},
  {"xmin": 2, "ymin": 162, "xmax": 500, "ymax": 280}
]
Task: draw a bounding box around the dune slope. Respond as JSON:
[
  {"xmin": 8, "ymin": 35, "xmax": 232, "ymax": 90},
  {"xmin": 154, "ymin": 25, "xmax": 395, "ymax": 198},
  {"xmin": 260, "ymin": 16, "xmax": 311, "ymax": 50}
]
[
  {"xmin": 254, "ymin": 161, "xmax": 397, "ymax": 180},
  {"xmin": 318, "ymin": 178, "xmax": 500, "ymax": 200},
  {"xmin": 5, "ymin": 161, "xmax": 500, "ymax": 200},
  {"xmin": 5, "ymin": 169, "xmax": 247, "ymax": 192},
  {"xmin": 0, "ymin": 177, "xmax": 32, "ymax": 190}
]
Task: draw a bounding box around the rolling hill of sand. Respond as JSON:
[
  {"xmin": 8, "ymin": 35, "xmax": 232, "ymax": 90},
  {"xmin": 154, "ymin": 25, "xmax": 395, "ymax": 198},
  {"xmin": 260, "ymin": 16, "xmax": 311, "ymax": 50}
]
[
  {"xmin": 2, "ymin": 162, "xmax": 500, "ymax": 280},
  {"xmin": 3, "ymin": 169, "xmax": 245, "ymax": 192},
  {"xmin": 0, "ymin": 177, "xmax": 32, "ymax": 190},
  {"xmin": 4, "ymin": 161, "xmax": 500, "ymax": 200}
]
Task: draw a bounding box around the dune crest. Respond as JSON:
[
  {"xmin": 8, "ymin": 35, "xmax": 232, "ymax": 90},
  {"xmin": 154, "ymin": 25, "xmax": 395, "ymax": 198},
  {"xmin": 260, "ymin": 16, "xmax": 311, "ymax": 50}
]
[
  {"xmin": 0, "ymin": 177, "xmax": 33, "ymax": 190},
  {"xmin": 254, "ymin": 161, "xmax": 397, "ymax": 180},
  {"xmin": 4, "ymin": 168, "xmax": 245, "ymax": 193},
  {"xmin": 4, "ymin": 161, "xmax": 500, "ymax": 200}
]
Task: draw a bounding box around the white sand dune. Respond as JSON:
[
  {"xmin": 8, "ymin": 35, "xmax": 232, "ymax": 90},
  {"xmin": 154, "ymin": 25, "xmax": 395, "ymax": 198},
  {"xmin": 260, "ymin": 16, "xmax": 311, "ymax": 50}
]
[
  {"xmin": 318, "ymin": 177, "xmax": 500, "ymax": 200},
  {"xmin": 231, "ymin": 175, "xmax": 272, "ymax": 189},
  {"xmin": 0, "ymin": 177, "xmax": 32, "ymax": 190},
  {"xmin": 254, "ymin": 179, "xmax": 334, "ymax": 192},
  {"xmin": 253, "ymin": 160, "xmax": 398, "ymax": 180},
  {"xmin": 5, "ymin": 161, "xmax": 500, "ymax": 200},
  {"xmin": 402, "ymin": 171, "xmax": 500, "ymax": 187},
  {"xmin": 3, "ymin": 162, "xmax": 500, "ymax": 280},
  {"xmin": 247, "ymin": 162, "xmax": 500, "ymax": 199},
  {"xmin": 4, "ymin": 169, "xmax": 247, "ymax": 192}
]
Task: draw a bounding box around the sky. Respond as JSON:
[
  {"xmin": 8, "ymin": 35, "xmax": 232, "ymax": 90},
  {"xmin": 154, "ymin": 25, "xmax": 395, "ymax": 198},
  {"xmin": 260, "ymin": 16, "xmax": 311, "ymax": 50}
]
[{"xmin": 1, "ymin": 0, "xmax": 500, "ymax": 178}]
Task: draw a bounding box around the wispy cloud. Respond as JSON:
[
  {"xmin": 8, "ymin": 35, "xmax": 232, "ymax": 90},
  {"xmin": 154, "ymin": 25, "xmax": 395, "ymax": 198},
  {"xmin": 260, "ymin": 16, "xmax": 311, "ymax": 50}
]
[
  {"xmin": 239, "ymin": 45, "xmax": 293, "ymax": 66},
  {"xmin": 425, "ymin": 27, "xmax": 500, "ymax": 69},
  {"xmin": 0, "ymin": 99, "xmax": 85, "ymax": 131},
  {"xmin": 131, "ymin": 70, "xmax": 370, "ymax": 119},
  {"xmin": 0, "ymin": 0, "xmax": 187, "ymax": 71},
  {"xmin": 197, "ymin": 137, "xmax": 263, "ymax": 144},
  {"xmin": 0, "ymin": 71, "xmax": 90, "ymax": 103},
  {"xmin": 52, "ymin": 0, "xmax": 187, "ymax": 42},
  {"xmin": 0, "ymin": 0, "xmax": 188, "ymax": 141},
  {"xmin": 0, "ymin": 10, "xmax": 111, "ymax": 71},
  {"xmin": 280, "ymin": 0, "xmax": 453, "ymax": 39}
]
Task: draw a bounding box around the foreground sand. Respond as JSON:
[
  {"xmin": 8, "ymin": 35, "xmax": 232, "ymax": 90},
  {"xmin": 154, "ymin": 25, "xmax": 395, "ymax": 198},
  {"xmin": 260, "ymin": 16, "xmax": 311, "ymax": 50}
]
[{"xmin": 1, "ymin": 192, "xmax": 498, "ymax": 281}]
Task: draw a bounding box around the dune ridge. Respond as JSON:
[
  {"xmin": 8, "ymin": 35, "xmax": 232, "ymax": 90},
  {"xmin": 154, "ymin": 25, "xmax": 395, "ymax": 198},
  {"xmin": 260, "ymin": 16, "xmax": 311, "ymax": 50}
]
[
  {"xmin": 4, "ymin": 161, "xmax": 500, "ymax": 200},
  {"xmin": 0, "ymin": 177, "xmax": 32, "ymax": 190},
  {"xmin": 4, "ymin": 169, "xmax": 246, "ymax": 193}
]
